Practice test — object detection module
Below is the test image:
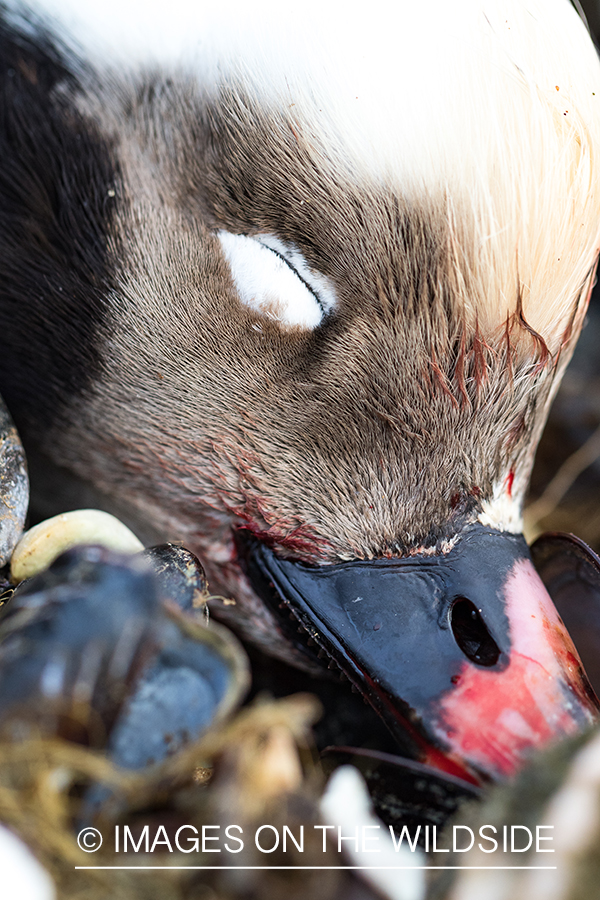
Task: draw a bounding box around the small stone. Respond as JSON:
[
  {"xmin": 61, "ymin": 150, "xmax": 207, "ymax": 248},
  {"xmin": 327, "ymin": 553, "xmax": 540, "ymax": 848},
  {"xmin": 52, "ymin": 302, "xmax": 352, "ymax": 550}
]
[
  {"xmin": 0, "ymin": 824, "xmax": 55, "ymax": 900},
  {"xmin": 10, "ymin": 509, "xmax": 143, "ymax": 583},
  {"xmin": 0, "ymin": 398, "xmax": 28, "ymax": 567},
  {"xmin": 143, "ymin": 543, "xmax": 209, "ymax": 615}
]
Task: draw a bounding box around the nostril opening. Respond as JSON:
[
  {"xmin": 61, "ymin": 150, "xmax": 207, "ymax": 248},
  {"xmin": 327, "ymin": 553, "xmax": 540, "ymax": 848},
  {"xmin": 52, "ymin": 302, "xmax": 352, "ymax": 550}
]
[{"xmin": 450, "ymin": 598, "xmax": 501, "ymax": 667}]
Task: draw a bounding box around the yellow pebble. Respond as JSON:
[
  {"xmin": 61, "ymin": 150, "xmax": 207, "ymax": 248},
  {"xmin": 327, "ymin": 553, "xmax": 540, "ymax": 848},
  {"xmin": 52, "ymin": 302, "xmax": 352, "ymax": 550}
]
[{"xmin": 10, "ymin": 509, "xmax": 144, "ymax": 583}]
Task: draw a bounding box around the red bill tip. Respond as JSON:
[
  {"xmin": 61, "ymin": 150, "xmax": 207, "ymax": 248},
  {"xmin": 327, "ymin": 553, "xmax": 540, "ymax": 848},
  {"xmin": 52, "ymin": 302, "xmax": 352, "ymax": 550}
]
[{"xmin": 433, "ymin": 558, "xmax": 599, "ymax": 780}]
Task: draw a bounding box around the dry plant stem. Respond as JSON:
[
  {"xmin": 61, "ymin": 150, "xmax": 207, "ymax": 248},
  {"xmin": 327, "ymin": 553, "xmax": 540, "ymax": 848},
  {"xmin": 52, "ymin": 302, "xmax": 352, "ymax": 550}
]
[
  {"xmin": 524, "ymin": 421, "xmax": 600, "ymax": 540},
  {"xmin": 0, "ymin": 695, "xmax": 322, "ymax": 900},
  {"xmin": 0, "ymin": 695, "xmax": 321, "ymax": 843}
]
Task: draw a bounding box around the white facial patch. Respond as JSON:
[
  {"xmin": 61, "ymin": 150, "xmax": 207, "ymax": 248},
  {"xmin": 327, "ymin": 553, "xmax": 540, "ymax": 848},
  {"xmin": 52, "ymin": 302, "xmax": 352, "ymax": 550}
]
[
  {"xmin": 478, "ymin": 478, "xmax": 523, "ymax": 534},
  {"xmin": 217, "ymin": 232, "xmax": 335, "ymax": 329}
]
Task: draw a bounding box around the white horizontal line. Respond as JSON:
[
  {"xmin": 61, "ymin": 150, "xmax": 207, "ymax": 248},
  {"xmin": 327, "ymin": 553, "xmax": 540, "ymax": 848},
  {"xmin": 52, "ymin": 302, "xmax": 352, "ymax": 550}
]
[{"xmin": 75, "ymin": 866, "xmax": 558, "ymax": 871}]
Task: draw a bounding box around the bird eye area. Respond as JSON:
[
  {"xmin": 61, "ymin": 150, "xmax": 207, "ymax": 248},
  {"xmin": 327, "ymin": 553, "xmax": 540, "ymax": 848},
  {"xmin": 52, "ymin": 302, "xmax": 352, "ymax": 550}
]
[
  {"xmin": 450, "ymin": 598, "xmax": 501, "ymax": 667},
  {"xmin": 217, "ymin": 231, "xmax": 336, "ymax": 329}
]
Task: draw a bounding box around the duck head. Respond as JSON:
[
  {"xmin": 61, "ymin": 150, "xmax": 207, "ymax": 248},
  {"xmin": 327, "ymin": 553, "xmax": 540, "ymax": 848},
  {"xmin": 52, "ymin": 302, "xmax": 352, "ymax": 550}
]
[{"xmin": 1, "ymin": 0, "xmax": 600, "ymax": 782}]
